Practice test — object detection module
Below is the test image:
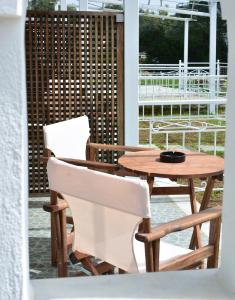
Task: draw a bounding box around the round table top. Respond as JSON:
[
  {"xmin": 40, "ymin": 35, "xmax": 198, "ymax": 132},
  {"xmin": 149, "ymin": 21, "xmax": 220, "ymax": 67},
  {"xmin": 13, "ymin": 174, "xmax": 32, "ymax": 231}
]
[{"xmin": 118, "ymin": 150, "xmax": 224, "ymax": 179}]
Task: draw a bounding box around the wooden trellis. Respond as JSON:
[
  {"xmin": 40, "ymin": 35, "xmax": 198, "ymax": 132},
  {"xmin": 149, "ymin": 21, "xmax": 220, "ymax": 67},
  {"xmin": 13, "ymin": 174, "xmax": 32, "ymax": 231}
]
[{"xmin": 25, "ymin": 11, "xmax": 124, "ymax": 194}]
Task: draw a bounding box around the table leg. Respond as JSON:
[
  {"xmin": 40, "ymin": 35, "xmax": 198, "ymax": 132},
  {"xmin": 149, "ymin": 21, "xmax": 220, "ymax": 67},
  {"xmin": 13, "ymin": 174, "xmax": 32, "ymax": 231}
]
[
  {"xmin": 199, "ymin": 177, "xmax": 216, "ymax": 211},
  {"xmin": 188, "ymin": 179, "xmax": 202, "ymax": 250},
  {"xmin": 189, "ymin": 177, "xmax": 216, "ymax": 250},
  {"xmin": 147, "ymin": 176, "xmax": 154, "ymax": 195}
]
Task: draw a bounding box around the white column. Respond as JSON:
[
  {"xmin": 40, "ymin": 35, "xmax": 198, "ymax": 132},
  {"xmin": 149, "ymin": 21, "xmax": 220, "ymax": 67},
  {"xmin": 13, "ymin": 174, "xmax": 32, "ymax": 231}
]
[
  {"xmin": 0, "ymin": 0, "xmax": 29, "ymax": 299},
  {"xmin": 209, "ymin": 0, "xmax": 217, "ymax": 114},
  {"xmin": 60, "ymin": 0, "xmax": 67, "ymax": 10},
  {"xmin": 80, "ymin": 0, "xmax": 88, "ymax": 11},
  {"xmin": 219, "ymin": 0, "xmax": 235, "ymax": 293},
  {"xmin": 184, "ymin": 19, "xmax": 189, "ymax": 96},
  {"xmin": 124, "ymin": 0, "xmax": 139, "ymax": 146}
]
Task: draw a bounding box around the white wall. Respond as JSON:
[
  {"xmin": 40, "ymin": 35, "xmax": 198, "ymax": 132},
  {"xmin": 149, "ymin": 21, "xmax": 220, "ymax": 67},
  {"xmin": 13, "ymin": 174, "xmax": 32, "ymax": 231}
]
[
  {"xmin": 0, "ymin": 1, "xmax": 29, "ymax": 299},
  {"xmin": 0, "ymin": 0, "xmax": 235, "ymax": 299},
  {"xmin": 124, "ymin": 0, "xmax": 139, "ymax": 146},
  {"xmin": 219, "ymin": 0, "xmax": 235, "ymax": 292}
]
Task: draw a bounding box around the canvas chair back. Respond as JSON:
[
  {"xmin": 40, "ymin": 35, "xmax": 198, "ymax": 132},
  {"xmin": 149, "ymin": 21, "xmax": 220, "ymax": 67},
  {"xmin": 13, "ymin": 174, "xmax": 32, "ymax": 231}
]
[
  {"xmin": 47, "ymin": 158, "xmax": 151, "ymax": 273},
  {"xmin": 43, "ymin": 115, "xmax": 90, "ymax": 160}
]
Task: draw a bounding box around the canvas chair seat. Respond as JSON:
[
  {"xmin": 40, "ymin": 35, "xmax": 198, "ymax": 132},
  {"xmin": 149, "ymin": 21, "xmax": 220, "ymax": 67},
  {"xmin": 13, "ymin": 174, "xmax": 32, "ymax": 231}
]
[{"xmin": 134, "ymin": 239, "xmax": 192, "ymax": 273}]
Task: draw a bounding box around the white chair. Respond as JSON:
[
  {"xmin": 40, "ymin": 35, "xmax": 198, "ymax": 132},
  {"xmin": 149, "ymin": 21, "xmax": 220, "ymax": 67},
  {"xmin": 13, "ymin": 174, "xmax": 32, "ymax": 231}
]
[
  {"xmin": 43, "ymin": 115, "xmax": 90, "ymax": 160},
  {"xmin": 47, "ymin": 157, "xmax": 222, "ymax": 276},
  {"xmin": 43, "ymin": 115, "xmax": 149, "ymax": 163},
  {"xmin": 43, "ymin": 115, "xmax": 151, "ymax": 267}
]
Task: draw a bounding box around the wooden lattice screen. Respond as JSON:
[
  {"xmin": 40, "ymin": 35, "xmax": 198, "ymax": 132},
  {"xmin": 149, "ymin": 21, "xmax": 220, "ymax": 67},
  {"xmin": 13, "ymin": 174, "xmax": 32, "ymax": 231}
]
[{"xmin": 25, "ymin": 11, "xmax": 124, "ymax": 194}]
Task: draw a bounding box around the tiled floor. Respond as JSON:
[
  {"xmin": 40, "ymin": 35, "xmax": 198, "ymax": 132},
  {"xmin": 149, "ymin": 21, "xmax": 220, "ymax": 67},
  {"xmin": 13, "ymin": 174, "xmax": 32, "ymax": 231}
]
[{"xmin": 29, "ymin": 195, "xmax": 201, "ymax": 279}]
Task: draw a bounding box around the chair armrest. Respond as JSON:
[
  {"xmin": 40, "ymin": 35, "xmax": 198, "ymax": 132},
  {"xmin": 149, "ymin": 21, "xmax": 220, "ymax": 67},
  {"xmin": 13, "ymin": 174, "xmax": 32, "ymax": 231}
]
[
  {"xmin": 59, "ymin": 158, "xmax": 119, "ymax": 172},
  {"xmin": 43, "ymin": 200, "xmax": 69, "ymax": 213},
  {"xmin": 42, "ymin": 157, "xmax": 119, "ymax": 172},
  {"xmin": 88, "ymin": 143, "xmax": 153, "ymax": 152},
  {"xmin": 135, "ymin": 206, "xmax": 222, "ymax": 243}
]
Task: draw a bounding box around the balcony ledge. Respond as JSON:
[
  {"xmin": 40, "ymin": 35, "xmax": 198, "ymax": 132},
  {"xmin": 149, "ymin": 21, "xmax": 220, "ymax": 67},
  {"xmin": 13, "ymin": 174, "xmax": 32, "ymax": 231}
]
[{"xmin": 31, "ymin": 269, "xmax": 234, "ymax": 300}]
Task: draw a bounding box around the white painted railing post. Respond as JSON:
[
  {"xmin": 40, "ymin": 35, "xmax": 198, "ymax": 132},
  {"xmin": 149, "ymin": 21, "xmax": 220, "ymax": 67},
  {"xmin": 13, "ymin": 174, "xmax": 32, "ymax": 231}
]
[
  {"xmin": 179, "ymin": 59, "xmax": 183, "ymax": 93},
  {"xmin": 60, "ymin": 0, "xmax": 67, "ymax": 10},
  {"xmin": 216, "ymin": 59, "xmax": 220, "ymax": 97},
  {"xmin": 80, "ymin": 0, "xmax": 88, "ymax": 11},
  {"xmin": 124, "ymin": 0, "xmax": 139, "ymax": 146},
  {"xmin": 209, "ymin": 0, "xmax": 217, "ymax": 114},
  {"xmin": 184, "ymin": 19, "xmax": 189, "ymax": 98}
]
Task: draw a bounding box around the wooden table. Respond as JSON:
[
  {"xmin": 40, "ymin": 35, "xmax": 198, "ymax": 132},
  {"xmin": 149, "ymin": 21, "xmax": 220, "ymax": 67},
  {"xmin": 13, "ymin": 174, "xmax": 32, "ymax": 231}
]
[{"xmin": 118, "ymin": 150, "xmax": 224, "ymax": 250}]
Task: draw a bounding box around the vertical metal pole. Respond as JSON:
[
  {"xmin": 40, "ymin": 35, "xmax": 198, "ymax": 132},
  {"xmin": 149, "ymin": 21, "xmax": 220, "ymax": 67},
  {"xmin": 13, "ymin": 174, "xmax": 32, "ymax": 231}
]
[
  {"xmin": 80, "ymin": 0, "xmax": 88, "ymax": 11},
  {"xmin": 124, "ymin": 0, "xmax": 139, "ymax": 146},
  {"xmin": 209, "ymin": 0, "xmax": 217, "ymax": 114},
  {"xmin": 166, "ymin": 133, "xmax": 169, "ymax": 150},
  {"xmin": 55, "ymin": 2, "xmax": 59, "ymax": 10},
  {"xmin": 60, "ymin": 0, "xmax": 67, "ymax": 10},
  {"xmin": 149, "ymin": 122, "xmax": 152, "ymax": 147},
  {"xmin": 216, "ymin": 59, "xmax": 220, "ymax": 98},
  {"xmin": 184, "ymin": 19, "xmax": 189, "ymax": 98}
]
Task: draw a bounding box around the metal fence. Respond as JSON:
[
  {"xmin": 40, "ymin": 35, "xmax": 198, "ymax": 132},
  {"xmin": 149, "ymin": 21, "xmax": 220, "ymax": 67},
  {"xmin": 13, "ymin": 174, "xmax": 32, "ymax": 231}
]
[
  {"xmin": 138, "ymin": 61, "xmax": 227, "ymax": 156},
  {"xmin": 139, "ymin": 61, "xmax": 227, "ymax": 101}
]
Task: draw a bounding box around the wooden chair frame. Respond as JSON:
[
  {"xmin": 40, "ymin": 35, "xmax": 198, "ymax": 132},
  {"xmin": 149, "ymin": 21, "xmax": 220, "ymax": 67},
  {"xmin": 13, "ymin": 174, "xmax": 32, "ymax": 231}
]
[
  {"xmin": 136, "ymin": 207, "xmax": 221, "ymax": 272},
  {"xmin": 45, "ymin": 194, "xmax": 221, "ymax": 276},
  {"xmin": 43, "ymin": 139, "xmax": 152, "ymax": 269}
]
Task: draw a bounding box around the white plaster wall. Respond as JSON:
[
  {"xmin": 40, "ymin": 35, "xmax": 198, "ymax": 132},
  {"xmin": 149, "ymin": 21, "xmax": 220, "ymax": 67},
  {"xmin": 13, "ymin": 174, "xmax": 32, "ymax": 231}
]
[
  {"xmin": 0, "ymin": 0, "xmax": 235, "ymax": 299},
  {"xmin": 124, "ymin": 0, "xmax": 139, "ymax": 146},
  {"xmin": 0, "ymin": 1, "xmax": 29, "ymax": 299},
  {"xmin": 219, "ymin": 0, "xmax": 235, "ymax": 292}
]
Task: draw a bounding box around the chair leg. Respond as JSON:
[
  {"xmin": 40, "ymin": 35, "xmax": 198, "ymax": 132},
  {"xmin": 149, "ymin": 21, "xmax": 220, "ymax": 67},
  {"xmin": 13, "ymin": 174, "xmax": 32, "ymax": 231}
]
[
  {"xmin": 207, "ymin": 217, "xmax": 221, "ymax": 268},
  {"xmin": 51, "ymin": 213, "xmax": 58, "ymax": 266},
  {"xmin": 50, "ymin": 191, "xmax": 58, "ymax": 266},
  {"xmin": 118, "ymin": 268, "xmax": 126, "ymax": 274},
  {"xmin": 188, "ymin": 179, "xmax": 205, "ymax": 269},
  {"xmin": 81, "ymin": 257, "xmax": 100, "ymax": 275},
  {"xmin": 56, "ymin": 210, "xmax": 68, "ymax": 277}
]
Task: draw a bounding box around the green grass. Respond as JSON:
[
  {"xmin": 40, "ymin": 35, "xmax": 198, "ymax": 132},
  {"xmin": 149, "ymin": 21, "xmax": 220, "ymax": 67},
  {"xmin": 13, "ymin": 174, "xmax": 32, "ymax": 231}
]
[
  {"xmin": 140, "ymin": 78, "xmax": 179, "ymax": 88},
  {"xmin": 139, "ymin": 105, "xmax": 226, "ymax": 118},
  {"xmin": 177, "ymin": 178, "xmax": 223, "ymax": 206}
]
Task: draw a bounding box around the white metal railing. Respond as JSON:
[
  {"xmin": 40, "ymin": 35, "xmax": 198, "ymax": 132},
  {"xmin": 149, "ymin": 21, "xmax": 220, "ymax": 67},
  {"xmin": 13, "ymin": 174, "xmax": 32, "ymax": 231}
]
[
  {"xmin": 139, "ymin": 75, "xmax": 227, "ymax": 100},
  {"xmin": 138, "ymin": 62, "xmax": 227, "ymax": 157},
  {"xmin": 139, "ymin": 61, "xmax": 227, "ymax": 101},
  {"xmin": 139, "ymin": 119, "xmax": 225, "ymax": 156},
  {"xmin": 140, "ymin": 61, "xmax": 228, "ymax": 75},
  {"xmin": 139, "ymin": 99, "xmax": 226, "ymax": 121}
]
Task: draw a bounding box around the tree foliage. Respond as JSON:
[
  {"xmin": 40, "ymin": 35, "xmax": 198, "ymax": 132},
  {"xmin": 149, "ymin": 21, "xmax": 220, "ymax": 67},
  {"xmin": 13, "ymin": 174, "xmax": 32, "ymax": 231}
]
[
  {"xmin": 105, "ymin": 4, "xmax": 122, "ymax": 10},
  {"xmin": 140, "ymin": 1, "xmax": 227, "ymax": 63},
  {"xmin": 140, "ymin": 17, "xmax": 184, "ymax": 63},
  {"xmin": 28, "ymin": 0, "xmax": 59, "ymax": 11},
  {"xmin": 27, "ymin": 1, "xmax": 227, "ymax": 63},
  {"xmin": 67, "ymin": 4, "xmax": 77, "ymax": 11}
]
